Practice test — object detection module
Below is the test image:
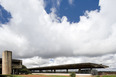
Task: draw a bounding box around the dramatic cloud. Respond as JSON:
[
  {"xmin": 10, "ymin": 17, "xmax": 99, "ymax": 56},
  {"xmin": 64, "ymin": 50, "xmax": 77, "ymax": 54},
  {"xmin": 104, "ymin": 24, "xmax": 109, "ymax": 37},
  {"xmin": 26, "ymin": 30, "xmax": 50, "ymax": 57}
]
[
  {"xmin": 23, "ymin": 53, "xmax": 116, "ymax": 69},
  {"xmin": 0, "ymin": 0, "xmax": 116, "ymax": 58},
  {"xmin": 0, "ymin": 0, "xmax": 116, "ymax": 68}
]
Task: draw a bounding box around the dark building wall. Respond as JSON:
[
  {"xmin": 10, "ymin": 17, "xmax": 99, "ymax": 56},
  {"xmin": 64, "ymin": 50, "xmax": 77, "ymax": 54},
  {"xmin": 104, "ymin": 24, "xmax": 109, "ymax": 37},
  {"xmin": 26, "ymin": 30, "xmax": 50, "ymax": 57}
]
[{"xmin": 0, "ymin": 58, "xmax": 22, "ymax": 74}]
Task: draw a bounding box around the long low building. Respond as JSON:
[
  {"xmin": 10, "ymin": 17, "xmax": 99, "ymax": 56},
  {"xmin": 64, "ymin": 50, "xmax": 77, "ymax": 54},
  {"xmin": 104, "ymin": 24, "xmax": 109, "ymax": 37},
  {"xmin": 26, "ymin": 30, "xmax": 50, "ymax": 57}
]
[
  {"xmin": 0, "ymin": 58, "xmax": 22, "ymax": 74},
  {"xmin": 28, "ymin": 63, "xmax": 108, "ymax": 75}
]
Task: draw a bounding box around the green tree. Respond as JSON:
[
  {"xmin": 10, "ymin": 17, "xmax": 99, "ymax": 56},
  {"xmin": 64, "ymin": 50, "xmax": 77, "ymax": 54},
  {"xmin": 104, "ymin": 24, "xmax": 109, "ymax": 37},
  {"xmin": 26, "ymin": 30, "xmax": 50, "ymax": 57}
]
[
  {"xmin": 70, "ymin": 72, "xmax": 76, "ymax": 77},
  {"xmin": 19, "ymin": 65, "xmax": 31, "ymax": 74}
]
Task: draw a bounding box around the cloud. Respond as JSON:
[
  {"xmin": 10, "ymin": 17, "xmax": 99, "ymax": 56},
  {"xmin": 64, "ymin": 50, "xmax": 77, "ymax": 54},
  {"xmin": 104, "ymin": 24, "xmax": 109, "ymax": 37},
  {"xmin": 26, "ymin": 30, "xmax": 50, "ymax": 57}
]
[
  {"xmin": 22, "ymin": 56, "xmax": 83, "ymax": 68},
  {"xmin": 22, "ymin": 53, "xmax": 116, "ymax": 69},
  {"xmin": 22, "ymin": 56, "xmax": 47, "ymax": 68},
  {"xmin": 57, "ymin": 0, "xmax": 61, "ymax": 6},
  {"xmin": 68, "ymin": 0, "xmax": 73, "ymax": 5},
  {"xmin": 0, "ymin": 0, "xmax": 116, "ymax": 61}
]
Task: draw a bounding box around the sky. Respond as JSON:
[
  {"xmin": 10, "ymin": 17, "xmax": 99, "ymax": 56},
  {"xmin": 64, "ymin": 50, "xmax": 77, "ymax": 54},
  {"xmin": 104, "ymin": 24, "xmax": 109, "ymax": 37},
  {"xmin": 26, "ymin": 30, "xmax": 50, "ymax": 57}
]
[{"xmin": 0, "ymin": 0, "xmax": 116, "ymax": 71}]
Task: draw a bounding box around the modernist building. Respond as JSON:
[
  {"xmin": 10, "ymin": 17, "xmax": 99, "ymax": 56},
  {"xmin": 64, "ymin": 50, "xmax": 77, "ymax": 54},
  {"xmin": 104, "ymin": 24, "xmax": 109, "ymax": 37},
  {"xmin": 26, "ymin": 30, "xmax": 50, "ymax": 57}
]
[
  {"xmin": 0, "ymin": 51, "xmax": 22, "ymax": 74},
  {"xmin": 28, "ymin": 63, "xmax": 108, "ymax": 75}
]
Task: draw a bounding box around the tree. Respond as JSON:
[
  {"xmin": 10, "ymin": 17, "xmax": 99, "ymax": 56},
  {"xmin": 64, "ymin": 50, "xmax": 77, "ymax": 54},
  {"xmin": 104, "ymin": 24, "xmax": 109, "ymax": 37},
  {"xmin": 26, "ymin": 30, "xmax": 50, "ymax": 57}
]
[
  {"xmin": 19, "ymin": 65, "xmax": 31, "ymax": 74},
  {"xmin": 70, "ymin": 72, "xmax": 76, "ymax": 77}
]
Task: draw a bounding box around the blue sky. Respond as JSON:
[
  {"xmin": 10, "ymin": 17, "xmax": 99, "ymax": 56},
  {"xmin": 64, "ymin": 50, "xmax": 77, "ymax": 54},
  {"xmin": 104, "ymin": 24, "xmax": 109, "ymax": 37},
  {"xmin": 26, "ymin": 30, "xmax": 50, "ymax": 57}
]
[
  {"xmin": 0, "ymin": 0, "xmax": 100, "ymax": 24},
  {"xmin": 0, "ymin": 0, "xmax": 116, "ymax": 69},
  {"xmin": 44, "ymin": 0, "xmax": 100, "ymax": 22},
  {"xmin": 0, "ymin": 5, "xmax": 11, "ymax": 24}
]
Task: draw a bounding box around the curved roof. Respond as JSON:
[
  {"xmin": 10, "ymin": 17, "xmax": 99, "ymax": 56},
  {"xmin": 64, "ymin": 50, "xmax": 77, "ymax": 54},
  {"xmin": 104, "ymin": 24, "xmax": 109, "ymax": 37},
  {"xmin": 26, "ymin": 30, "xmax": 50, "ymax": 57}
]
[{"xmin": 28, "ymin": 63, "xmax": 108, "ymax": 70}]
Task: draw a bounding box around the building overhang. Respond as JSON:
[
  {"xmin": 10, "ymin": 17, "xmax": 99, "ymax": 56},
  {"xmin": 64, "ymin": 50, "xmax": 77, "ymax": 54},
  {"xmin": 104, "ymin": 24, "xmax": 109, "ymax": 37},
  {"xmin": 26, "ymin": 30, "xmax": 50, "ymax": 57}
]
[{"xmin": 28, "ymin": 63, "xmax": 108, "ymax": 70}]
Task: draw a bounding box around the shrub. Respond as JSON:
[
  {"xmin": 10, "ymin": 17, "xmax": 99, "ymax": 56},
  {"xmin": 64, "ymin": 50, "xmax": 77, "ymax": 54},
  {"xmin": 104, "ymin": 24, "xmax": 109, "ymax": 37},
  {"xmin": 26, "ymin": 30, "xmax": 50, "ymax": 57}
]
[
  {"xmin": 96, "ymin": 76, "xmax": 100, "ymax": 77},
  {"xmin": 70, "ymin": 72, "xmax": 76, "ymax": 77},
  {"xmin": 19, "ymin": 65, "xmax": 31, "ymax": 74}
]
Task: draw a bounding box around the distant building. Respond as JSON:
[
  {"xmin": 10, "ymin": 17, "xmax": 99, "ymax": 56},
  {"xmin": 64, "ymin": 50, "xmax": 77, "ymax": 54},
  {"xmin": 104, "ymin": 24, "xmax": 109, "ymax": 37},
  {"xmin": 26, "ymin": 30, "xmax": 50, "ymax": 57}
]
[
  {"xmin": 0, "ymin": 50, "xmax": 22, "ymax": 74},
  {"xmin": 28, "ymin": 63, "xmax": 108, "ymax": 75}
]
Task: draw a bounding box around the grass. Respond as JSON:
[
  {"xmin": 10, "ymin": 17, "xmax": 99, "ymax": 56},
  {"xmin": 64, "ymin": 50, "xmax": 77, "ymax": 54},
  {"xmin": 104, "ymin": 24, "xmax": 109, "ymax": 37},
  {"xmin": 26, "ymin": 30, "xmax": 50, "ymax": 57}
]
[
  {"xmin": 38, "ymin": 74, "xmax": 69, "ymax": 77},
  {"xmin": 0, "ymin": 74, "xmax": 69, "ymax": 77},
  {"xmin": 102, "ymin": 75, "xmax": 116, "ymax": 77},
  {"xmin": 0, "ymin": 75, "xmax": 24, "ymax": 77},
  {"xmin": 96, "ymin": 75, "xmax": 116, "ymax": 77},
  {"xmin": 1, "ymin": 74, "xmax": 116, "ymax": 77},
  {"xmin": 47, "ymin": 75, "xmax": 69, "ymax": 77}
]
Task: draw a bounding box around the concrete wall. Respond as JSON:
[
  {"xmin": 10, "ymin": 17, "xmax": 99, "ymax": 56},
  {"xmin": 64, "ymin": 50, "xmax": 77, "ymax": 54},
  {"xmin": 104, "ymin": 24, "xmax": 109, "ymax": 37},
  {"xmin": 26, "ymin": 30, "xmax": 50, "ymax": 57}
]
[
  {"xmin": 2, "ymin": 51, "xmax": 12, "ymax": 75},
  {"xmin": 32, "ymin": 73, "xmax": 93, "ymax": 77}
]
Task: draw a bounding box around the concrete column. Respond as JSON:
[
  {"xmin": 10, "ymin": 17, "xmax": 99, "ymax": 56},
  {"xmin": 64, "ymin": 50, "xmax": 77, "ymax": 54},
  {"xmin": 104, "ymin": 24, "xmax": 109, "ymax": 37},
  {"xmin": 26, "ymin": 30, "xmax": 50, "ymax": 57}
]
[
  {"xmin": 90, "ymin": 68, "xmax": 92, "ymax": 74},
  {"xmin": 2, "ymin": 51, "xmax": 12, "ymax": 75},
  {"xmin": 66, "ymin": 69, "xmax": 68, "ymax": 73},
  {"xmin": 78, "ymin": 68, "xmax": 81, "ymax": 73},
  {"xmin": 12, "ymin": 69, "xmax": 14, "ymax": 75},
  {"xmin": 16, "ymin": 69, "xmax": 19, "ymax": 74},
  {"xmin": 40, "ymin": 70, "xmax": 42, "ymax": 73},
  {"xmin": 54, "ymin": 69, "xmax": 56, "ymax": 73}
]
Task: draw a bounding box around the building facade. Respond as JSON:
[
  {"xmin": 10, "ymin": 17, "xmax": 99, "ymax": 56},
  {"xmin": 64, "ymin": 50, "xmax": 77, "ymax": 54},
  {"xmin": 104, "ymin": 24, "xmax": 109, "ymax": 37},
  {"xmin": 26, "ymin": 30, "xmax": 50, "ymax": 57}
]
[{"xmin": 0, "ymin": 51, "xmax": 22, "ymax": 74}]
